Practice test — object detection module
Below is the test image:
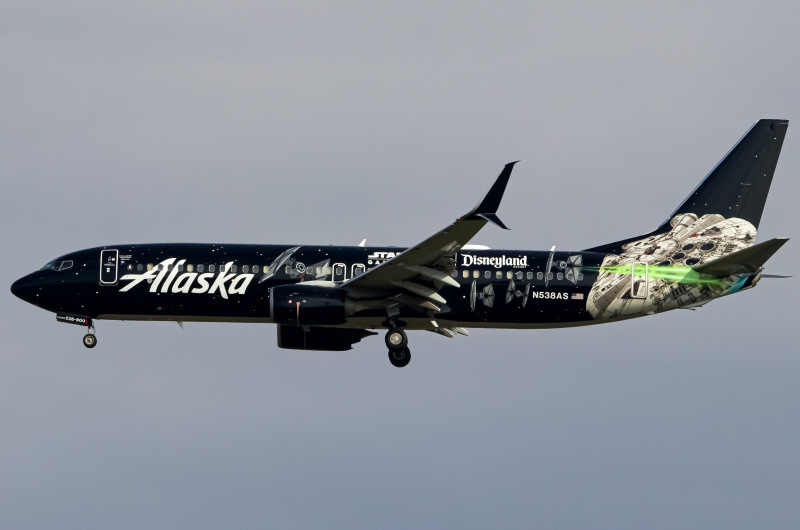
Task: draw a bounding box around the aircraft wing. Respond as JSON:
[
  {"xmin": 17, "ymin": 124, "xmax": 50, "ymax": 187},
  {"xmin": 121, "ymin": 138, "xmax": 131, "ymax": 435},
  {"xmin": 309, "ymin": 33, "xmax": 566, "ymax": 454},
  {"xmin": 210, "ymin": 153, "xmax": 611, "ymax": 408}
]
[{"xmin": 342, "ymin": 162, "xmax": 518, "ymax": 318}]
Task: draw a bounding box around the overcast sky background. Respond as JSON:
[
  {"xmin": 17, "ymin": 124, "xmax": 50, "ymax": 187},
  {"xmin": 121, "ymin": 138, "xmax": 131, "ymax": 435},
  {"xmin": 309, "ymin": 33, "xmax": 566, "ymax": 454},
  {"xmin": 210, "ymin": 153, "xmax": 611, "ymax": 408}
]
[{"xmin": 2, "ymin": 2, "xmax": 799, "ymax": 528}]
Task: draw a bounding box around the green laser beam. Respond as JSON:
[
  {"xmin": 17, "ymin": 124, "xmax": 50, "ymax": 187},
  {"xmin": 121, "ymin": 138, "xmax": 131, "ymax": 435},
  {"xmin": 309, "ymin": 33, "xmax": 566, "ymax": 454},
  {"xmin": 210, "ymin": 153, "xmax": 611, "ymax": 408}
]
[{"xmin": 588, "ymin": 264, "xmax": 727, "ymax": 287}]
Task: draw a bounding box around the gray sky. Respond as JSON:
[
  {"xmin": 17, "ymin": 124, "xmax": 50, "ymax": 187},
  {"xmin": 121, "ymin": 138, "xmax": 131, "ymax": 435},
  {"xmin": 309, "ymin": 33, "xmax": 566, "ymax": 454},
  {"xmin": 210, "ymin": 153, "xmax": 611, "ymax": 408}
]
[{"xmin": 2, "ymin": 1, "xmax": 799, "ymax": 528}]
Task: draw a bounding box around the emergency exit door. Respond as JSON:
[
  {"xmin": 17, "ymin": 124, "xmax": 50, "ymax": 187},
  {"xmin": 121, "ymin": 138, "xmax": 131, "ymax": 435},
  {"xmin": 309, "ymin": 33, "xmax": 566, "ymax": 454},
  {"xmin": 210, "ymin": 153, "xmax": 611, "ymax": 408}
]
[
  {"xmin": 631, "ymin": 262, "xmax": 648, "ymax": 299},
  {"xmin": 99, "ymin": 249, "xmax": 119, "ymax": 285}
]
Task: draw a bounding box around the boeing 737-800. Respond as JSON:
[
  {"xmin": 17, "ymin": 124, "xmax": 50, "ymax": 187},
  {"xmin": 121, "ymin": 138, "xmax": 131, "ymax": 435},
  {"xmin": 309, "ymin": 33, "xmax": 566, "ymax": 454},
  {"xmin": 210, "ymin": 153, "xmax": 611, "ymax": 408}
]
[{"xmin": 11, "ymin": 119, "xmax": 790, "ymax": 366}]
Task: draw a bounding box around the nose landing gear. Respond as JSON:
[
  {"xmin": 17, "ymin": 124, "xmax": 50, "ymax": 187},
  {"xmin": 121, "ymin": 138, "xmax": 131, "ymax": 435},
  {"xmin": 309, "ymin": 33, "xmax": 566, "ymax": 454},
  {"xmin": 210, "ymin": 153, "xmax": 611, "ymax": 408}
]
[
  {"xmin": 56, "ymin": 313, "xmax": 98, "ymax": 348},
  {"xmin": 83, "ymin": 320, "xmax": 97, "ymax": 348}
]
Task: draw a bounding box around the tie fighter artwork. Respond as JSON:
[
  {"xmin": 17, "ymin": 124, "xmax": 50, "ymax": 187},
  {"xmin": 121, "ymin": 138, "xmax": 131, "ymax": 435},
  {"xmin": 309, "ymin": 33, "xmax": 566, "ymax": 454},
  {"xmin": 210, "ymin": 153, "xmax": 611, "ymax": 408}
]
[
  {"xmin": 470, "ymin": 281, "xmax": 496, "ymax": 310},
  {"xmin": 504, "ymin": 279, "xmax": 531, "ymax": 307},
  {"xmin": 545, "ymin": 251, "xmax": 584, "ymax": 286}
]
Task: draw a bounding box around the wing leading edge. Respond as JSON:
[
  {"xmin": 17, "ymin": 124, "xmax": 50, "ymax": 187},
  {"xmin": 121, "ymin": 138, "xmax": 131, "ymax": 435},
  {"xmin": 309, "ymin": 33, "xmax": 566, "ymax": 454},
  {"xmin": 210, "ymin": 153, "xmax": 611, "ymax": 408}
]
[{"xmin": 342, "ymin": 162, "xmax": 518, "ymax": 327}]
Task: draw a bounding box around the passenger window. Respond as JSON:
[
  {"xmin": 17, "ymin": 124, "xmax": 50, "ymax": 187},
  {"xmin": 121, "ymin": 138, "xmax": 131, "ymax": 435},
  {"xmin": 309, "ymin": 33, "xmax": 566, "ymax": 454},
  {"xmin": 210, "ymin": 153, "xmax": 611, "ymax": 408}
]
[
  {"xmin": 515, "ymin": 271, "xmax": 522, "ymax": 280},
  {"xmin": 178, "ymin": 264, "xmax": 184, "ymax": 272},
  {"xmin": 198, "ymin": 264, "xmax": 205, "ymax": 272},
  {"xmin": 147, "ymin": 263, "xmax": 154, "ymax": 271},
  {"xmin": 231, "ymin": 264, "xmax": 238, "ymax": 273},
  {"xmin": 209, "ymin": 264, "xmax": 216, "ymax": 273},
  {"xmin": 578, "ymin": 273, "xmax": 584, "ymax": 281},
  {"xmin": 557, "ymin": 273, "xmax": 563, "ymax": 280},
  {"xmin": 547, "ymin": 272, "xmax": 553, "ymax": 280},
  {"xmin": 187, "ymin": 264, "xmax": 194, "ymax": 272},
  {"xmin": 484, "ymin": 271, "xmax": 491, "ymax": 279},
  {"xmin": 526, "ymin": 272, "xmax": 533, "ymax": 280},
  {"xmin": 496, "ymin": 271, "xmax": 502, "ymax": 279},
  {"xmin": 352, "ymin": 263, "xmax": 366, "ymax": 277},
  {"xmin": 473, "ymin": 270, "xmax": 479, "ymax": 279},
  {"xmin": 451, "ymin": 270, "xmax": 457, "ymax": 278},
  {"xmin": 137, "ymin": 263, "xmax": 144, "ymax": 272},
  {"xmin": 333, "ymin": 263, "xmax": 347, "ymax": 281},
  {"xmin": 253, "ymin": 265, "xmax": 259, "ymax": 274},
  {"xmin": 242, "ymin": 265, "xmax": 249, "ymax": 273},
  {"xmin": 506, "ymin": 271, "xmax": 512, "ymax": 280},
  {"xmin": 462, "ymin": 270, "xmax": 469, "ymax": 279},
  {"xmin": 537, "ymin": 272, "xmax": 543, "ymax": 280}
]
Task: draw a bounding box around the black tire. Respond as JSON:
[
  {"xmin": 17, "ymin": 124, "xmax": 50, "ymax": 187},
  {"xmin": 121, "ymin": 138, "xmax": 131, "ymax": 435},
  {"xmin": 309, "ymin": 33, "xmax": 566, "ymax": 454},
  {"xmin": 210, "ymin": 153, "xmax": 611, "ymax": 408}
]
[
  {"xmin": 83, "ymin": 333, "xmax": 97, "ymax": 349},
  {"xmin": 388, "ymin": 347, "xmax": 411, "ymax": 368},
  {"xmin": 385, "ymin": 328, "xmax": 408, "ymax": 350}
]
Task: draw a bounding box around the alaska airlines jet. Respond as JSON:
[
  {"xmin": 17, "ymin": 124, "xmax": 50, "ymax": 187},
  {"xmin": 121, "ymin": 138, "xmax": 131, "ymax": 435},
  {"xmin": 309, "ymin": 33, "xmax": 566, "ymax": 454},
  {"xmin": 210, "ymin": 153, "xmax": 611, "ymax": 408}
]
[{"xmin": 11, "ymin": 120, "xmax": 790, "ymax": 367}]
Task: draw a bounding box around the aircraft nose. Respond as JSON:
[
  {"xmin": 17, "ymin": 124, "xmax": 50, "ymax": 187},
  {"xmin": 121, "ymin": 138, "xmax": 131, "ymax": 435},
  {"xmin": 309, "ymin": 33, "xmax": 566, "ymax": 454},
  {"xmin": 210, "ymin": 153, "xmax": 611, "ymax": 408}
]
[{"xmin": 10, "ymin": 273, "xmax": 40, "ymax": 303}]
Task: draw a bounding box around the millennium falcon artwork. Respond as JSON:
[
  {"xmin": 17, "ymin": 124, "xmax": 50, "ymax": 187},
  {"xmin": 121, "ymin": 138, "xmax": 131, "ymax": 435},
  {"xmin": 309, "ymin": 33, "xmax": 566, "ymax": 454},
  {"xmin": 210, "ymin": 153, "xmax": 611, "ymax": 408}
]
[{"xmin": 587, "ymin": 213, "xmax": 758, "ymax": 320}]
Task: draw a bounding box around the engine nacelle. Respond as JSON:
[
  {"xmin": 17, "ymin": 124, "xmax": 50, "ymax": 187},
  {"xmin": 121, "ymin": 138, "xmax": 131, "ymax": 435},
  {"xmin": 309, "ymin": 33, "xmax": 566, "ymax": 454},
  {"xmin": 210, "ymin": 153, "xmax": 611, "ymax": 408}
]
[
  {"xmin": 270, "ymin": 284, "xmax": 347, "ymax": 326},
  {"xmin": 277, "ymin": 325, "xmax": 376, "ymax": 351}
]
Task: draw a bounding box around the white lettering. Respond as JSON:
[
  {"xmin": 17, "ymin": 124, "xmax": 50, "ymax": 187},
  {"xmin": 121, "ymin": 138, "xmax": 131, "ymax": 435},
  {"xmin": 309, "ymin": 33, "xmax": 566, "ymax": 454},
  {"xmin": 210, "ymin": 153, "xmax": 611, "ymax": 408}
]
[
  {"xmin": 120, "ymin": 267, "xmax": 158, "ymax": 292},
  {"xmin": 192, "ymin": 273, "xmax": 214, "ymax": 293},
  {"xmin": 149, "ymin": 258, "xmax": 176, "ymax": 292},
  {"xmin": 367, "ymin": 251, "xmax": 398, "ymax": 261},
  {"xmin": 530, "ymin": 291, "xmax": 569, "ymax": 300},
  {"xmin": 208, "ymin": 262, "xmax": 236, "ymax": 299},
  {"xmin": 460, "ymin": 254, "xmax": 528, "ymax": 269},
  {"xmin": 229, "ymin": 274, "xmax": 254, "ymax": 295},
  {"xmin": 172, "ymin": 272, "xmax": 197, "ymax": 293},
  {"xmin": 120, "ymin": 258, "xmax": 256, "ymax": 297},
  {"xmin": 161, "ymin": 259, "xmax": 186, "ymax": 293}
]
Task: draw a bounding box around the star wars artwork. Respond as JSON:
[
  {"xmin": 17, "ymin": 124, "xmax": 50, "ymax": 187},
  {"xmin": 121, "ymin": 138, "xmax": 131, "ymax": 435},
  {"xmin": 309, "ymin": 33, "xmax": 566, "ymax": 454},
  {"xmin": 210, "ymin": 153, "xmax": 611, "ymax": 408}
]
[{"xmin": 587, "ymin": 213, "xmax": 757, "ymax": 319}]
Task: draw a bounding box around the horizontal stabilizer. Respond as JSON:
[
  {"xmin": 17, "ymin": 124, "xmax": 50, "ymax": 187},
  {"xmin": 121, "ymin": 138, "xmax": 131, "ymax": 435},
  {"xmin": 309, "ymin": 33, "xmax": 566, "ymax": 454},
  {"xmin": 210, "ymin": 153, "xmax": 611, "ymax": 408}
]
[{"xmin": 693, "ymin": 238, "xmax": 789, "ymax": 277}]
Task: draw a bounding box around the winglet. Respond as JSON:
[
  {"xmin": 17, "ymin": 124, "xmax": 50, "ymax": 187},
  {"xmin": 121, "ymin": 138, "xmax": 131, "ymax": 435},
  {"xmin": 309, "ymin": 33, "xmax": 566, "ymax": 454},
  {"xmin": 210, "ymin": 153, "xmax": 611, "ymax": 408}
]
[{"xmin": 463, "ymin": 161, "xmax": 518, "ymax": 229}]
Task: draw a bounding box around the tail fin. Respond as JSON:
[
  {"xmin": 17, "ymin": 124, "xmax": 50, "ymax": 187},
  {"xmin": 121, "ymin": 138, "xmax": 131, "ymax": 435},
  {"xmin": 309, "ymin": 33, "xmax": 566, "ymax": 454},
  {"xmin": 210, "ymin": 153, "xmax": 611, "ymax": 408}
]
[{"xmin": 586, "ymin": 119, "xmax": 789, "ymax": 253}]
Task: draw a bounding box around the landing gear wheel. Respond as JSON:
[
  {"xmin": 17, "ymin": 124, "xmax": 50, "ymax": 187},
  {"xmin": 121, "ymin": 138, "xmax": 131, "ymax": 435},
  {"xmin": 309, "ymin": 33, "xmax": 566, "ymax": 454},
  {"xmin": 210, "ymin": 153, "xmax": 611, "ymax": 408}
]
[
  {"xmin": 385, "ymin": 328, "xmax": 408, "ymax": 350},
  {"xmin": 388, "ymin": 347, "xmax": 411, "ymax": 368},
  {"xmin": 83, "ymin": 333, "xmax": 97, "ymax": 349}
]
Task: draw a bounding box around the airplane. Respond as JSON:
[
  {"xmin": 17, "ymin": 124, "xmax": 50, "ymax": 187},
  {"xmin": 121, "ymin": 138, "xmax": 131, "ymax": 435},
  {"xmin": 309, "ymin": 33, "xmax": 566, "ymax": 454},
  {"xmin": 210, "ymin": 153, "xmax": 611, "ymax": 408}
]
[{"xmin": 11, "ymin": 119, "xmax": 790, "ymax": 367}]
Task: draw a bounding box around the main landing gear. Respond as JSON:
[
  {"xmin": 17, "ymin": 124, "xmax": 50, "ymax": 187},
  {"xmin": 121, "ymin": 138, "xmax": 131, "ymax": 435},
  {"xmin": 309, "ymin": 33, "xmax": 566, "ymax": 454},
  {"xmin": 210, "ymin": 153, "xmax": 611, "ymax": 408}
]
[{"xmin": 385, "ymin": 324, "xmax": 410, "ymax": 368}]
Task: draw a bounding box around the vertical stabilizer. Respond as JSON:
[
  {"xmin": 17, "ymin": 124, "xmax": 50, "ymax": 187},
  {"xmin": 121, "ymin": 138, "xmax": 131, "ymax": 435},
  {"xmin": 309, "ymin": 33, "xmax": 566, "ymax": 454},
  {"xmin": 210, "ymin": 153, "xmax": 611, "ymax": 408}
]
[
  {"xmin": 656, "ymin": 119, "xmax": 788, "ymax": 232},
  {"xmin": 585, "ymin": 119, "xmax": 788, "ymax": 254}
]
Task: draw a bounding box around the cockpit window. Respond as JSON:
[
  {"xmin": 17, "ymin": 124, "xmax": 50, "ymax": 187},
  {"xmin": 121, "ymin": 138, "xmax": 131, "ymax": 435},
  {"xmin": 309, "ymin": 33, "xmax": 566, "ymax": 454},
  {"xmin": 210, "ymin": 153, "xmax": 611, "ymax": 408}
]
[{"xmin": 41, "ymin": 260, "xmax": 73, "ymax": 272}]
